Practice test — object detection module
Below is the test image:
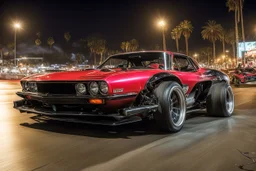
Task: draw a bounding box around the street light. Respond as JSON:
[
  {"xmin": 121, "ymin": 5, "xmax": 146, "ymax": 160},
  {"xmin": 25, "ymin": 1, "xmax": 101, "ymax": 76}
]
[
  {"xmin": 222, "ymin": 55, "xmax": 225, "ymax": 60},
  {"xmin": 13, "ymin": 22, "xmax": 21, "ymax": 66},
  {"xmin": 193, "ymin": 53, "xmax": 199, "ymax": 61},
  {"xmin": 158, "ymin": 20, "xmax": 166, "ymax": 51}
]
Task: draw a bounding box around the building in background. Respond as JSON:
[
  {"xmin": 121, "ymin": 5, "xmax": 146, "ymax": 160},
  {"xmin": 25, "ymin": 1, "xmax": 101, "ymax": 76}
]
[{"xmin": 238, "ymin": 41, "xmax": 256, "ymax": 58}]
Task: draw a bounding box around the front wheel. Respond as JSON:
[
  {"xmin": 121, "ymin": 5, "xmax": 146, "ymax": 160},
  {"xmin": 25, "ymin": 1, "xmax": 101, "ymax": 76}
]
[
  {"xmin": 154, "ymin": 81, "xmax": 186, "ymax": 132},
  {"xmin": 206, "ymin": 82, "xmax": 234, "ymax": 117}
]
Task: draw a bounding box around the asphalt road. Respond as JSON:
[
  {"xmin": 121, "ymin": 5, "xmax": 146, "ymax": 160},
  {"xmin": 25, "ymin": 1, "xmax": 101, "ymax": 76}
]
[{"xmin": 0, "ymin": 80, "xmax": 256, "ymax": 171}]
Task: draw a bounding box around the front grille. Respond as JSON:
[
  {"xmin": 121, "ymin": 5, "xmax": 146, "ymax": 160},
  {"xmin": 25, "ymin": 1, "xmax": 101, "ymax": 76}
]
[{"xmin": 37, "ymin": 82, "xmax": 77, "ymax": 94}]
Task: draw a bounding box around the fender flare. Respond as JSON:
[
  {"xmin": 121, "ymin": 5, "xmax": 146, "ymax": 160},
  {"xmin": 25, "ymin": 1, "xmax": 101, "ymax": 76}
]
[
  {"xmin": 145, "ymin": 72, "xmax": 183, "ymax": 90},
  {"xmin": 205, "ymin": 69, "xmax": 230, "ymax": 84},
  {"xmin": 132, "ymin": 72, "xmax": 183, "ymax": 107}
]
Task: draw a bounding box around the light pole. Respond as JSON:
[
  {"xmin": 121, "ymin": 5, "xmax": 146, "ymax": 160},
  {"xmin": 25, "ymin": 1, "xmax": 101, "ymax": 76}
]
[
  {"xmin": 13, "ymin": 22, "xmax": 21, "ymax": 66},
  {"xmin": 158, "ymin": 20, "xmax": 166, "ymax": 51}
]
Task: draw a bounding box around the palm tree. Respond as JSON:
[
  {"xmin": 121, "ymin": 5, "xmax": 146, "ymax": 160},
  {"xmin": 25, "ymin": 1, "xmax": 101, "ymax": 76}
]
[
  {"xmin": 225, "ymin": 29, "xmax": 236, "ymax": 59},
  {"xmin": 120, "ymin": 42, "xmax": 126, "ymax": 52},
  {"xmin": 35, "ymin": 32, "xmax": 42, "ymax": 46},
  {"xmin": 171, "ymin": 26, "xmax": 182, "ymax": 52},
  {"xmin": 87, "ymin": 37, "xmax": 97, "ymax": 65},
  {"xmin": 180, "ymin": 20, "xmax": 193, "ymax": 55},
  {"xmin": 64, "ymin": 32, "xmax": 71, "ymax": 42},
  {"xmin": 200, "ymin": 47, "xmax": 212, "ymax": 65},
  {"xmin": 129, "ymin": 39, "xmax": 139, "ymax": 52},
  {"xmin": 239, "ymin": 0, "xmax": 246, "ymax": 64},
  {"xmin": 201, "ymin": 20, "xmax": 222, "ymax": 62},
  {"xmin": 226, "ymin": 0, "xmax": 240, "ymax": 63},
  {"xmin": 95, "ymin": 39, "xmax": 106, "ymax": 64},
  {"xmin": 120, "ymin": 41, "xmax": 130, "ymax": 52},
  {"xmin": 35, "ymin": 39, "xmax": 42, "ymax": 46},
  {"xmin": 76, "ymin": 53, "xmax": 82, "ymax": 64},
  {"xmin": 220, "ymin": 26, "xmax": 226, "ymax": 55},
  {"xmin": 47, "ymin": 37, "xmax": 55, "ymax": 48}
]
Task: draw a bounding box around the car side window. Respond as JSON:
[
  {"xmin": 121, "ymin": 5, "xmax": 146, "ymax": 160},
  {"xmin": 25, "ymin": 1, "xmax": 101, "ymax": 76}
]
[{"xmin": 173, "ymin": 55, "xmax": 195, "ymax": 72}]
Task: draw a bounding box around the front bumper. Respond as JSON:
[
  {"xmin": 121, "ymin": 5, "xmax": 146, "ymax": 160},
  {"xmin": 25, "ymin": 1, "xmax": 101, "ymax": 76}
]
[
  {"xmin": 14, "ymin": 99, "xmax": 158, "ymax": 126},
  {"xmin": 16, "ymin": 92, "xmax": 137, "ymax": 104}
]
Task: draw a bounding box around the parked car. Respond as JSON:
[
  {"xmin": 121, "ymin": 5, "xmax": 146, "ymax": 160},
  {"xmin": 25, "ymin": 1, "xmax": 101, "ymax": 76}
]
[
  {"xmin": 14, "ymin": 51, "xmax": 234, "ymax": 132},
  {"xmin": 221, "ymin": 68, "xmax": 236, "ymax": 80},
  {"xmin": 230, "ymin": 67, "xmax": 256, "ymax": 87}
]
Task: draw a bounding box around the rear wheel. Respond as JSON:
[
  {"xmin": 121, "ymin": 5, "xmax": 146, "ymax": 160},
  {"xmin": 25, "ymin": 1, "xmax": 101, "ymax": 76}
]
[
  {"xmin": 206, "ymin": 82, "xmax": 234, "ymax": 117},
  {"xmin": 154, "ymin": 81, "xmax": 186, "ymax": 132}
]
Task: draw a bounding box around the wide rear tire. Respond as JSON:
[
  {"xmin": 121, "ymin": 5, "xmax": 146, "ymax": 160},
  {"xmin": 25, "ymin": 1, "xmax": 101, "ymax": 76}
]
[
  {"xmin": 153, "ymin": 81, "xmax": 186, "ymax": 132},
  {"xmin": 206, "ymin": 82, "xmax": 234, "ymax": 117}
]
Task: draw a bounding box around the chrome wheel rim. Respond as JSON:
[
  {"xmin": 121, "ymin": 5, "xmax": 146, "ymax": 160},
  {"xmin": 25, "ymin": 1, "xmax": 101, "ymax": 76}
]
[
  {"xmin": 226, "ymin": 86, "xmax": 234, "ymax": 114},
  {"xmin": 169, "ymin": 87, "xmax": 186, "ymax": 127}
]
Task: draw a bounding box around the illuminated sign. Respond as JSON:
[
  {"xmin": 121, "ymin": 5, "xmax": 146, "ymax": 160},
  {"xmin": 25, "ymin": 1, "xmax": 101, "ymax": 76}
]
[{"xmin": 238, "ymin": 41, "xmax": 256, "ymax": 58}]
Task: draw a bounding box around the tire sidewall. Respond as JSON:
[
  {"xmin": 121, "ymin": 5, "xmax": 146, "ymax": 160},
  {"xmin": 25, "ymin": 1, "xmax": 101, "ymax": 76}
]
[
  {"xmin": 207, "ymin": 82, "xmax": 234, "ymax": 117},
  {"xmin": 221, "ymin": 84, "xmax": 234, "ymax": 116}
]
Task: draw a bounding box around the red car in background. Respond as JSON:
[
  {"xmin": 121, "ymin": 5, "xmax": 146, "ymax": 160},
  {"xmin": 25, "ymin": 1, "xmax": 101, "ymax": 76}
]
[
  {"xmin": 231, "ymin": 67, "xmax": 256, "ymax": 87},
  {"xmin": 14, "ymin": 51, "xmax": 234, "ymax": 132}
]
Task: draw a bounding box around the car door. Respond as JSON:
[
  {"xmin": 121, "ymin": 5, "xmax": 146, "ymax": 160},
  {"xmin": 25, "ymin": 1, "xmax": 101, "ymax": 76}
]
[{"xmin": 171, "ymin": 55, "xmax": 201, "ymax": 94}]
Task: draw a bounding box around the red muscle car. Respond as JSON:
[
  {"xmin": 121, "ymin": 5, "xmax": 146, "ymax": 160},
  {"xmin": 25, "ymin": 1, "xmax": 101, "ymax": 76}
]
[
  {"xmin": 230, "ymin": 67, "xmax": 256, "ymax": 87},
  {"xmin": 14, "ymin": 51, "xmax": 234, "ymax": 132}
]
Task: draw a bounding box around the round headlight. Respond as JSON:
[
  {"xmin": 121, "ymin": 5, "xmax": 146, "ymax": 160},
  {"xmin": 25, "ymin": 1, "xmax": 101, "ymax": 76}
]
[
  {"xmin": 89, "ymin": 82, "xmax": 99, "ymax": 95},
  {"xmin": 99, "ymin": 82, "xmax": 108, "ymax": 95},
  {"xmin": 75, "ymin": 83, "xmax": 86, "ymax": 94},
  {"xmin": 28, "ymin": 82, "xmax": 37, "ymax": 92},
  {"xmin": 32, "ymin": 82, "xmax": 38, "ymax": 92}
]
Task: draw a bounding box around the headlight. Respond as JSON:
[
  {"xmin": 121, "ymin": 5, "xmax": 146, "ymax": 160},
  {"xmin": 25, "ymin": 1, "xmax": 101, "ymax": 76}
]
[
  {"xmin": 24, "ymin": 82, "xmax": 29, "ymax": 91},
  {"xmin": 75, "ymin": 83, "xmax": 86, "ymax": 94},
  {"xmin": 28, "ymin": 82, "xmax": 38, "ymax": 92},
  {"xmin": 89, "ymin": 82, "xmax": 99, "ymax": 95},
  {"xmin": 99, "ymin": 82, "xmax": 108, "ymax": 95}
]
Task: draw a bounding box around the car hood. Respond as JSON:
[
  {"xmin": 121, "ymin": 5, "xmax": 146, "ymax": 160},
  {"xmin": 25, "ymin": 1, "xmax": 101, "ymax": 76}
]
[{"xmin": 23, "ymin": 69, "xmax": 162, "ymax": 82}]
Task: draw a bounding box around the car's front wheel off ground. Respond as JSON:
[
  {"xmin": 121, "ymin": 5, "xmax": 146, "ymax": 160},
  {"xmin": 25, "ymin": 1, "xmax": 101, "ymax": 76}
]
[
  {"xmin": 154, "ymin": 81, "xmax": 186, "ymax": 132},
  {"xmin": 206, "ymin": 82, "xmax": 234, "ymax": 117}
]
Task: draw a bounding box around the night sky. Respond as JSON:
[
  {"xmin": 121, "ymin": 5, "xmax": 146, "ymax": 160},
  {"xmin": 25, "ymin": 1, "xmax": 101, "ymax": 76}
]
[{"xmin": 0, "ymin": 0, "xmax": 256, "ymax": 55}]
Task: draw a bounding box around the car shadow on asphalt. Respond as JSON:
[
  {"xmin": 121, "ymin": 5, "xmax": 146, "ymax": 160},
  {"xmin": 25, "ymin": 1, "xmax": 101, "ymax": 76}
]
[{"xmin": 19, "ymin": 111, "xmax": 225, "ymax": 139}]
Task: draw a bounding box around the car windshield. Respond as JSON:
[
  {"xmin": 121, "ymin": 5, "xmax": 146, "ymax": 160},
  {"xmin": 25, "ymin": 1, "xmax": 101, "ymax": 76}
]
[{"xmin": 98, "ymin": 52, "xmax": 166, "ymax": 69}]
